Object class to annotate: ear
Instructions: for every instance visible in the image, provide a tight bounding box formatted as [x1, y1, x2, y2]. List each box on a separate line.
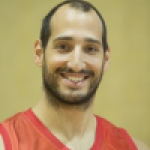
[34, 39, 43, 67]
[103, 46, 110, 71]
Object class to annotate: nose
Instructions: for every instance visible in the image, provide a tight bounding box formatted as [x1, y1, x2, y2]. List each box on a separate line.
[67, 46, 86, 72]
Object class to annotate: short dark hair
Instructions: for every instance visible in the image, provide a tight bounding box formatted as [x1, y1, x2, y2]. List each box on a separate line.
[40, 0, 108, 52]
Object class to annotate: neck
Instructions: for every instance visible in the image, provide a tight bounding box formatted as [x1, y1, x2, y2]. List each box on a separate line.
[32, 94, 96, 141]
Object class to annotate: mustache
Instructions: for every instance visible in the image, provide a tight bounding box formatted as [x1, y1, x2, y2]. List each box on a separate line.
[55, 67, 94, 76]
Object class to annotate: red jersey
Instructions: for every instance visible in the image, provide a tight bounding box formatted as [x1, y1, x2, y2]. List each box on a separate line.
[0, 109, 138, 150]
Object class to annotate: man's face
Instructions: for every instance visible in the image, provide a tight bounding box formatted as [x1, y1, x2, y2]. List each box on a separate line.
[41, 5, 108, 108]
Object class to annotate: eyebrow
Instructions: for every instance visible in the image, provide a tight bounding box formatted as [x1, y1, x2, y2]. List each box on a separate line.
[53, 36, 101, 45]
[85, 37, 101, 45]
[54, 36, 73, 41]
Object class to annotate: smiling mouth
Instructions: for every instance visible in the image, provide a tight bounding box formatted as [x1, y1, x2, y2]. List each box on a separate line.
[60, 73, 90, 83]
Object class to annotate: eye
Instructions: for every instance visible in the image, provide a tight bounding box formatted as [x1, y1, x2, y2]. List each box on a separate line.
[85, 46, 99, 54]
[56, 43, 68, 50]
[55, 43, 71, 53]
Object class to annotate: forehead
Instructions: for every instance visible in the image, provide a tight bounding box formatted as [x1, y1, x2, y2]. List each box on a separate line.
[50, 4, 103, 40]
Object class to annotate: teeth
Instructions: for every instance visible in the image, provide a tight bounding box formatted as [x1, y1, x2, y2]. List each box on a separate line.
[68, 76, 84, 82]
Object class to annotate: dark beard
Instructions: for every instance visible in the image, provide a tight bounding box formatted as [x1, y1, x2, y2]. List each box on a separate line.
[42, 62, 104, 110]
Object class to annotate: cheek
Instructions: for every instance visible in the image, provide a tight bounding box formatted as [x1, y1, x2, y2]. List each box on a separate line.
[87, 57, 104, 74]
[45, 54, 67, 72]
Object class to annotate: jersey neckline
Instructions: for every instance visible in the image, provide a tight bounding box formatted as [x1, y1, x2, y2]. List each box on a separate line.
[24, 108, 103, 150]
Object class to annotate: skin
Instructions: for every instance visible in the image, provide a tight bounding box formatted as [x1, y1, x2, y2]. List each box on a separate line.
[0, 136, 4, 150]
[0, 4, 149, 150]
[33, 4, 110, 149]
[42, 6, 106, 109]
[34, 4, 150, 150]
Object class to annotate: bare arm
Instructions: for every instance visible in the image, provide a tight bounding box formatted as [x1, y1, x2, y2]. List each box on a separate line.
[0, 135, 5, 150]
[133, 138, 150, 150]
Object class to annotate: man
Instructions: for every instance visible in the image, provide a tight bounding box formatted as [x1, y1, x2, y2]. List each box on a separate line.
[0, 0, 149, 149]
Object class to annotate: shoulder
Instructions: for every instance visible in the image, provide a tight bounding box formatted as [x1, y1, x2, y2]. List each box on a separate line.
[0, 135, 5, 150]
[0, 111, 26, 150]
[96, 116, 150, 150]
[132, 137, 150, 150]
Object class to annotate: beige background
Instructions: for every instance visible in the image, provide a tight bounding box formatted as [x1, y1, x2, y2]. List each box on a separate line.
[0, 0, 150, 147]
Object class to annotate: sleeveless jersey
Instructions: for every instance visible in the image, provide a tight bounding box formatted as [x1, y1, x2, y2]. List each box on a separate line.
[0, 109, 138, 150]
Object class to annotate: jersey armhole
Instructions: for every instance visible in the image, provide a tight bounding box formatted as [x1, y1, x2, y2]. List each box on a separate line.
[120, 128, 138, 150]
[0, 124, 12, 150]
